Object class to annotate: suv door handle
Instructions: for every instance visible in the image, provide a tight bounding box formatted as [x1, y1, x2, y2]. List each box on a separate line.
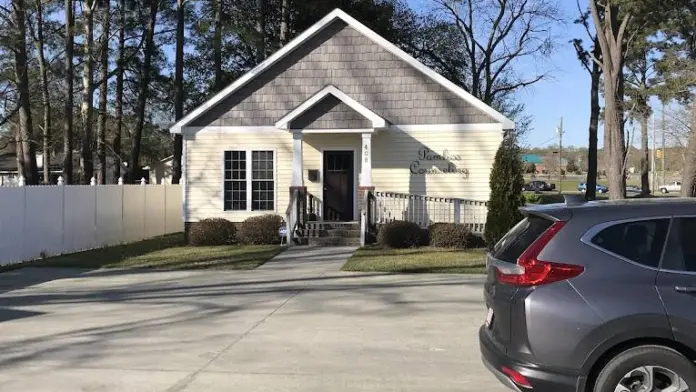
[674, 286, 696, 293]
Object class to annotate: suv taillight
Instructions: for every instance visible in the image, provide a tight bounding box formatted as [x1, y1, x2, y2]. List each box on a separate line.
[496, 221, 584, 287]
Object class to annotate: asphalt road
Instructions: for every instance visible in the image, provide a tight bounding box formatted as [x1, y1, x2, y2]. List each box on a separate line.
[0, 247, 508, 392]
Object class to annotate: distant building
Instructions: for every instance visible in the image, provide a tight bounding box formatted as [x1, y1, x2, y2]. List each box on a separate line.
[522, 154, 543, 164]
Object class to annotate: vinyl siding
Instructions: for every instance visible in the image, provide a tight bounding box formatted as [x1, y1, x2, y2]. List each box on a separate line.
[184, 130, 294, 222]
[184, 129, 501, 222]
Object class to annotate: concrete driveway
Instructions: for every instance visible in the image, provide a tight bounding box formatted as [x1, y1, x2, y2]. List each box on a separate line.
[0, 247, 508, 392]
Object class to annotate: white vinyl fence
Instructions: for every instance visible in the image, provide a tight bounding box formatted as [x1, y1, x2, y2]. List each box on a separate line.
[0, 183, 183, 266]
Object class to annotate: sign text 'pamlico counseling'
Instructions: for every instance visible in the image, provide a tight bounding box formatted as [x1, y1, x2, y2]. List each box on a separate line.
[410, 148, 470, 177]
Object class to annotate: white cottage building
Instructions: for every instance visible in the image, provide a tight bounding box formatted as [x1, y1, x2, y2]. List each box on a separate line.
[170, 9, 513, 244]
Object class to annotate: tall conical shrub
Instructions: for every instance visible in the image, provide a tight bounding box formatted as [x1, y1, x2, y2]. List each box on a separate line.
[484, 135, 525, 248]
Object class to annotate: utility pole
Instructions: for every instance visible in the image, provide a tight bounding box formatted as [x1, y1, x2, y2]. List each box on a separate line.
[662, 101, 666, 185]
[651, 113, 656, 192]
[558, 117, 564, 193]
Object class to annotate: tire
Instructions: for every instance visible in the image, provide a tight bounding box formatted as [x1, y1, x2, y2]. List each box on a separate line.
[661, 188, 669, 194]
[593, 345, 696, 392]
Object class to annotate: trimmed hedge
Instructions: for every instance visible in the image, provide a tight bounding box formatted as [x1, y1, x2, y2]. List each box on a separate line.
[429, 223, 471, 248]
[189, 218, 237, 246]
[377, 220, 424, 249]
[239, 214, 284, 245]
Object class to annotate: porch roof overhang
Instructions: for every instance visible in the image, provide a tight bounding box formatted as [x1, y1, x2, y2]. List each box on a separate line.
[274, 85, 388, 131]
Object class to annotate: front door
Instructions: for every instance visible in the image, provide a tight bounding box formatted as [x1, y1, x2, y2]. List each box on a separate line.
[323, 151, 354, 221]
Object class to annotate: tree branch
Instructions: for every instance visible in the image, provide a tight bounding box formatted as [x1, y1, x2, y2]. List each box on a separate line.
[0, 105, 19, 128]
[589, 0, 611, 73]
[491, 74, 546, 97]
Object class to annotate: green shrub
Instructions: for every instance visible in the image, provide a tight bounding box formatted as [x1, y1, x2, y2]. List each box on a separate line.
[377, 220, 424, 248]
[523, 193, 565, 205]
[429, 223, 471, 248]
[523, 192, 543, 205]
[484, 136, 525, 248]
[189, 218, 237, 246]
[239, 214, 284, 245]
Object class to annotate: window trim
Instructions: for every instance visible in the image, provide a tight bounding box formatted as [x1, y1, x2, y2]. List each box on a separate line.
[658, 215, 696, 276]
[579, 216, 674, 272]
[222, 149, 277, 213]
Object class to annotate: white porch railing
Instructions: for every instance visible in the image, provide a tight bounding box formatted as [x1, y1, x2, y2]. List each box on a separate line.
[372, 191, 489, 233]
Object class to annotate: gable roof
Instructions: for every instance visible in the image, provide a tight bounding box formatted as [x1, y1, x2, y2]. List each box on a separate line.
[275, 85, 387, 130]
[169, 8, 515, 134]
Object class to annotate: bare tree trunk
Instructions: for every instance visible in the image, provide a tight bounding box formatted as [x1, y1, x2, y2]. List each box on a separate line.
[172, 0, 184, 184]
[63, 0, 74, 184]
[12, 0, 39, 185]
[33, 0, 52, 184]
[127, 0, 159, 183]
[113, 0, 125, 181]
[280, 0, 289, 45]
[81, 0, 95, 184]
[15, 125, 24, 179]
[590, 2, 627, 199]
[586, 53, 600, 201]
[97, 0, 110, 184]
[213, 0, 223, 92]
[640, 114, 650, 195]
[681, 97, 696, 197]
[256, 0, 265, 64]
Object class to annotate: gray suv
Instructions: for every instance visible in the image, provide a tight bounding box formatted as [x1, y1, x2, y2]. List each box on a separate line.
[480, 197, 696, 392]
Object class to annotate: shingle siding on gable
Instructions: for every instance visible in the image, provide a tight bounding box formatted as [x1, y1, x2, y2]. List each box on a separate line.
[289, 96, 372, 129]
[191, 21, 496, 128]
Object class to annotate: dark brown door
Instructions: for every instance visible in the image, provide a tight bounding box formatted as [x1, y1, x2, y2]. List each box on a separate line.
[323, 151, 354, 221]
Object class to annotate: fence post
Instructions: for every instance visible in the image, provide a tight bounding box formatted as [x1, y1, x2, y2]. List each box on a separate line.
[18, 175, 25, 187]
[453, 200, 461, 224]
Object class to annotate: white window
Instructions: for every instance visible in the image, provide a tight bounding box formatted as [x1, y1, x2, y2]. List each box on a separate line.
[224, 150, 275, 211]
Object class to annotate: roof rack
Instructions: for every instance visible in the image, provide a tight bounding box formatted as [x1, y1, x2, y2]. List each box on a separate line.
[563, 194, 587, 206]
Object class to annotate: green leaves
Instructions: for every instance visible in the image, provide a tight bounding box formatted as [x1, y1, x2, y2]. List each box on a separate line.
[484, 136, 525, 248]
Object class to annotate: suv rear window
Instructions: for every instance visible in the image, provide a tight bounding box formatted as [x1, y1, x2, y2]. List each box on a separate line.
[492, 215, 553, 263]
[590, 219, 670, 268]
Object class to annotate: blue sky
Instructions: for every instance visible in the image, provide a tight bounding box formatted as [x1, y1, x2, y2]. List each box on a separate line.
[408, 0, 595, 149]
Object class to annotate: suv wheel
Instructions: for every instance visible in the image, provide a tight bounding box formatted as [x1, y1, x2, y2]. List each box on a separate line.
[661, 188, 669, 194]
[594, 345, 696, 392]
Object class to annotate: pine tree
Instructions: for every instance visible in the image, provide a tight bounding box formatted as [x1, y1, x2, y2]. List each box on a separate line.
[484, 135, 525, 248]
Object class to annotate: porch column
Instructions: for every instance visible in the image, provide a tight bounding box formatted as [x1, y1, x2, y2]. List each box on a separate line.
[359, 132, 375, 245]
[360, 132, 373, 187]
[291, 131, 303, 187]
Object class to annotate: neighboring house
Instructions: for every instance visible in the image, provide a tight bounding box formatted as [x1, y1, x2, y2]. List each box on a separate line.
[170, 9, 514, 230]
[0, 152, 64, 185]
[144, 155, 181, 185]
[0, 151, 132, 185]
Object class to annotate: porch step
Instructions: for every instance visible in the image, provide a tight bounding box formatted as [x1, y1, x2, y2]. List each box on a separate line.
[308, 236, 362, 247]
[297, 221, 361, 247]
[305, 221, 360, 230]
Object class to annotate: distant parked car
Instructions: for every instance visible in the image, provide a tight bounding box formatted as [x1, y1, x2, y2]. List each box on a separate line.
[659, 181, 682, 194]
[578, 181, 608, 194]
[523, 180, 555, 192]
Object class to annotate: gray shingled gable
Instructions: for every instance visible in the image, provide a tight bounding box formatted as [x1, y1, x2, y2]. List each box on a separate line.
[191, 20, 496, 128]
[289, 95, 373, 129]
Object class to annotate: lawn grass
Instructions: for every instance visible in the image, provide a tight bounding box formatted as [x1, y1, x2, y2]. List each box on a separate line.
[341, 246, 487, 274]
[0, 233, 284, 272]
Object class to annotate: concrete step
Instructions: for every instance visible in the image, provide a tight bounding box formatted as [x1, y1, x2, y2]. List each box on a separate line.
[326, 229, 361, 238]
[305, 221, 359, 231]
[308, 236, 361, 247]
